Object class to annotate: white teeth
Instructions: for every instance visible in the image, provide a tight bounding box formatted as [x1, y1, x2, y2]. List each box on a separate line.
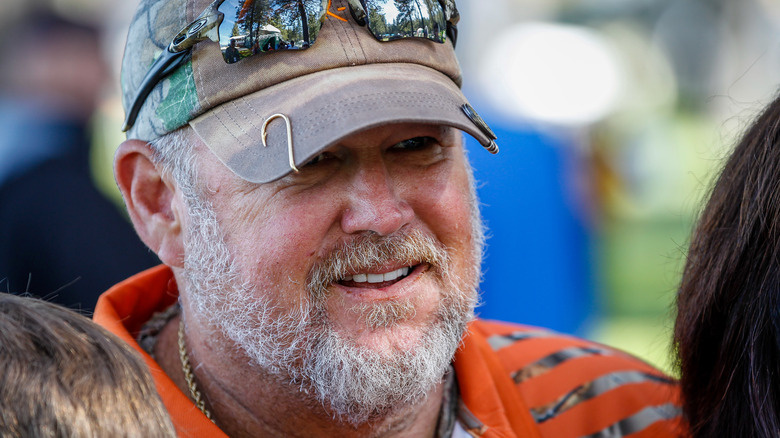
[343, 267, 411, 284]
[385, 267, 409, 281]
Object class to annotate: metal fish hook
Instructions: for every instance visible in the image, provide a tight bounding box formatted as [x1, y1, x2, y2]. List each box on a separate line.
[261, 113, 299, 173]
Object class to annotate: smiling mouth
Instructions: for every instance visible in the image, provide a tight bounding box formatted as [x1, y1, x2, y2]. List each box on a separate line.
[338, 265, 417, 288]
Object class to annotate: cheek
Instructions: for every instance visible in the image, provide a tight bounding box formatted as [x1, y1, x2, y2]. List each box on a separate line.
[220, 193, 341, 288]
[414, 169, 478, 276]
[409, 163, 474, 235]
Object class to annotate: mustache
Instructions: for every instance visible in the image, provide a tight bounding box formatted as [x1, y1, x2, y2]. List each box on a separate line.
[306, 229, 450, 301]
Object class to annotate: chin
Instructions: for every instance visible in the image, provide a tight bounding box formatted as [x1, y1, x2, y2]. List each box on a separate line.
[344, 324, 434, 357]
[326, 296, 443, 352]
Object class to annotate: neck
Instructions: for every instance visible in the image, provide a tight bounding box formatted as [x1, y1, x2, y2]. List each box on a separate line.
[155, 315, 446, 438]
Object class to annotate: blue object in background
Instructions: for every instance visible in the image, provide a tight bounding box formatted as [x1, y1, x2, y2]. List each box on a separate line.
[464, 109, 597, 336]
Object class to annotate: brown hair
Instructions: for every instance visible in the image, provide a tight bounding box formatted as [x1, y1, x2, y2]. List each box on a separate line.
[0, 293, 176, 437]
[675, 94, 780, 437]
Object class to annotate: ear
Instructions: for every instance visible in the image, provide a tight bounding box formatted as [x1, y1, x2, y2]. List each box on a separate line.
[114, 139, 185, 268]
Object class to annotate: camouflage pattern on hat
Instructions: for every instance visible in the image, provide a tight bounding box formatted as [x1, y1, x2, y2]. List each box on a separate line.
[121, 0, 202, 141]
[121, 0, 469, 143]
[120, 0, 497, 182]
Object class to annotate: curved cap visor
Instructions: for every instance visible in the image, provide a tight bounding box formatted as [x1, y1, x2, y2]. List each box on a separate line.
[189, 62, 491, 184]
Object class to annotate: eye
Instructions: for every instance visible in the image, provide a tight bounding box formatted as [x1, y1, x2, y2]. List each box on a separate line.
[387, 136, 447, 166]
[391, 136, 436, 151]
[302, 151, 337, 167]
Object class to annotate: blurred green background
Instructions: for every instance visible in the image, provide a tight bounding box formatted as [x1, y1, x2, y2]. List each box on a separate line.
[455, 0, 780, 375]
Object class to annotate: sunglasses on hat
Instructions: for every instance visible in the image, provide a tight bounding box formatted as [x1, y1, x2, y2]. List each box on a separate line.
[123, 0, 459, 132]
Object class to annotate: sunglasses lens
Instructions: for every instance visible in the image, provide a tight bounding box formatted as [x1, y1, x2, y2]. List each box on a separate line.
[363, 0, 446, 43]
[217, 0, 328, 64]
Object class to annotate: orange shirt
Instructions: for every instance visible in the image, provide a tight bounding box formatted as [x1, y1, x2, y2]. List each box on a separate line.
[94, 266, 683, 438]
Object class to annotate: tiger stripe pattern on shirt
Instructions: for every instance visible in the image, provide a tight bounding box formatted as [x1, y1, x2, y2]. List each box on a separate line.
[478, 320, 682, 438]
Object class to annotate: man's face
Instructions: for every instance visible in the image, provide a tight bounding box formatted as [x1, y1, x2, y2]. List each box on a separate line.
[179, 122, 482, 422]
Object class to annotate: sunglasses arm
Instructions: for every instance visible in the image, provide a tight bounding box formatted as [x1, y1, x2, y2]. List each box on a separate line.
[447, 24, 457, 48]
[122, 0, 224, 132]
[122, 48, 190, 132]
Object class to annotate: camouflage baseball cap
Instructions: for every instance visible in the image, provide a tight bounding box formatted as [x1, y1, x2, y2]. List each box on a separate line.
[121, 0, 497, 183]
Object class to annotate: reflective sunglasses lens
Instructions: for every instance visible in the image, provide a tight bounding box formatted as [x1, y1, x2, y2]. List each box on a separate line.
[363, 0, 446, 43]
[217, 0, 328, 64]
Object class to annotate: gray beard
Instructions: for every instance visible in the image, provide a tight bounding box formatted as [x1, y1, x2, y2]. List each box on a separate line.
[181, 193, 479, 425]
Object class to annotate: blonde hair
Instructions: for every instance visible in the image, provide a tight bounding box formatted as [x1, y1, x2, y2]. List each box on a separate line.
[0, 293, 176, 438]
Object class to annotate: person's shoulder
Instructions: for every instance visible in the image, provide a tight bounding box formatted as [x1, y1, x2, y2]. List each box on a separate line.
[468, 319, 684, 437]
[470, 319, 667, 372]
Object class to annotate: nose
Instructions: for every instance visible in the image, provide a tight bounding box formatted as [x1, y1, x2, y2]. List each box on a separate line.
[340, 161, 414, 236]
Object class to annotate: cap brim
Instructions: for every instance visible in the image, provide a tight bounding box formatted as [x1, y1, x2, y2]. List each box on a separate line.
[189, 63, 491, 184]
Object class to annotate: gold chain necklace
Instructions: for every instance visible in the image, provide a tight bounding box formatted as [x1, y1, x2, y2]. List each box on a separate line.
[178, 319, 214, 422]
